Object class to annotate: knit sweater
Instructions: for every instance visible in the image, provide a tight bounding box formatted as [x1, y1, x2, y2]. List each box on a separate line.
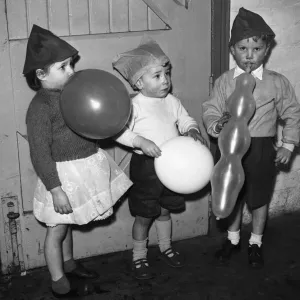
[203, 68, 300, 145]
[115, 93, 199, 154]
[26, 88, 98, 191]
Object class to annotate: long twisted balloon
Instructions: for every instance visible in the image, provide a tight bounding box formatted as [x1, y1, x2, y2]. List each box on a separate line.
[211, 73, 256, 219]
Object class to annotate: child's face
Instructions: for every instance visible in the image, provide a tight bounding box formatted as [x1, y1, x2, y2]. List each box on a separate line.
[136, 64, 171, 98]
[38, 57, 74, 89]
[230, 37, 269, 73]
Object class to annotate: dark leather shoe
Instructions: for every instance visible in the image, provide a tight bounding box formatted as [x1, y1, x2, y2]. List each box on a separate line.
[51, 288, 80, 299]
[248, 244, 264, 269]
[159, 248, 185, 268]
[66, 263, 99, 279]
[132, 258, 154, 280]
[51, 280, 109, 299]
[215, 239, 241, 263]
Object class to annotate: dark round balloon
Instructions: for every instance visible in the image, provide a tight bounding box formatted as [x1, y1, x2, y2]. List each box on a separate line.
[60, 69, 131, 139]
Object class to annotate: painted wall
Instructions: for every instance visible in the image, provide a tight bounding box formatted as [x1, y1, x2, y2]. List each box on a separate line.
[229, 0, 300, 221]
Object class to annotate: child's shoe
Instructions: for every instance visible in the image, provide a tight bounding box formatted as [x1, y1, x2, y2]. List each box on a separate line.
[248, 244, 264, 269]
[159, 248, 185, 268]
[215, 239, 241, 263]
[65, 262, 98, 279]
[132, 258, 154, 280]
[52, 278, 109, 299]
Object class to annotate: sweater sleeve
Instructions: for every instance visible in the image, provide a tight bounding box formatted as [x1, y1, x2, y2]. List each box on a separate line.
[114, 103, 139, 147]
[26, 100, 61, 191]
[202, 75, 228, 138]
[170, 95, 199, 134]
[275, 75, 300, 146]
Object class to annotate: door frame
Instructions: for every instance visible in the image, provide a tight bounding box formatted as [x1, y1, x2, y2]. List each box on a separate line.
[211, 0, 230, 85]
[209, 0, 231, 234]
[209, 0, 230, 159]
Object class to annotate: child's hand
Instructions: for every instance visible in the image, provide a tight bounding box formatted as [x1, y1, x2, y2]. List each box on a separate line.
[215, 112, 231, 133]
[274, 147, 292, 165]
[50, 186, 73, 214]
[139, 137, 162, 158]
[186, 128, 208, 147]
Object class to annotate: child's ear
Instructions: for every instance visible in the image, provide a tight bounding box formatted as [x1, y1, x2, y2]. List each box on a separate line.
[265, 45, 270, 57]
[230, 45, 235, 56]
[36, 69, 47, 80]
[135, 78, 143, 90]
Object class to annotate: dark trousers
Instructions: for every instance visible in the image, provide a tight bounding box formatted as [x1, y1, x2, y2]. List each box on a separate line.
[215, 137, 277, 209]
[128, 153, 185, 218]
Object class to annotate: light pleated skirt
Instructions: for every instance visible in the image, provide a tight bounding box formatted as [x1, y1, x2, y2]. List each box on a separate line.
[33, 149, 133, 226]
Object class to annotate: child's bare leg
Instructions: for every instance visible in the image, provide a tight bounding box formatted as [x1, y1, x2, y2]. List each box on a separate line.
[61, 226, 98, 278]
[249, 204, 268, 247]
[45, 224, 73, 295]
[62, 226, 77, 273]
[251, 204, 268, 236]
[156, 207, 170, 221]
[227, 199, 244, 233]
[45, 224, 69, 280]
[223, 200, 244, 245]
[132, 215, 152, 241]
[62, 225, 73, 262]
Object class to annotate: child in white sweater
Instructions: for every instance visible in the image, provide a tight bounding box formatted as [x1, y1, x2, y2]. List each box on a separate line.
[113, 38, 207, 280]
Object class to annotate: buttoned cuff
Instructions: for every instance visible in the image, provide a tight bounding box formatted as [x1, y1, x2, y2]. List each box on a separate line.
[282, 143, 294, 152]
[276, 140, 295, 152]
[212, 122, 220, 135]
[187, 127, 200, 133]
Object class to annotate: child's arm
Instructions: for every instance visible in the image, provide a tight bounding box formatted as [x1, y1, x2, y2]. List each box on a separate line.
[202, 76, 228, 137]
[26, 101, 62, 190]
[274, 147, 292, 165]
[27, 101, 72, 214]
[274, 75, 300, 164]
[169, 95, 208, 145]
[132, 136, 161, 157]
[185, 128, 208, 146]
[276, 76, 300, 145]
[213, 112, 231, 134]
[50, 186, 73, 214]
[114, 103, 161, 157]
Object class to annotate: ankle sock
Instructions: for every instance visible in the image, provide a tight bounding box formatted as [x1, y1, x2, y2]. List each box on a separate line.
[51, 275, 70, 295]
[133, 238, 148, 263]
[249, 232, 263, 247]
[63, 258, 77, 272]
[227, 230, 240, 245]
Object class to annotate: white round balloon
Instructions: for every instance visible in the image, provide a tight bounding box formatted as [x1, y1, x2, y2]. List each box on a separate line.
[154, 136, 214, 194]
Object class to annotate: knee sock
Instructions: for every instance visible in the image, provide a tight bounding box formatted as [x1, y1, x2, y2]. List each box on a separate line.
[249, 232, 263, 247]
[155, 219, 172, 253]
[133, 238, 148, 262]
[227, 230, 240, 245]
[51, 275, 70, 294]
[63, 258, 77, 272]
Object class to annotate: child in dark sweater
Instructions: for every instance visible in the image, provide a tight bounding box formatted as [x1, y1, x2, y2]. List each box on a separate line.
[24, 24, 132, 298]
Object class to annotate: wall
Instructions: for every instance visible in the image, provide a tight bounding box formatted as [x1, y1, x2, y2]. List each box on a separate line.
[229, 0, 300, 220]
